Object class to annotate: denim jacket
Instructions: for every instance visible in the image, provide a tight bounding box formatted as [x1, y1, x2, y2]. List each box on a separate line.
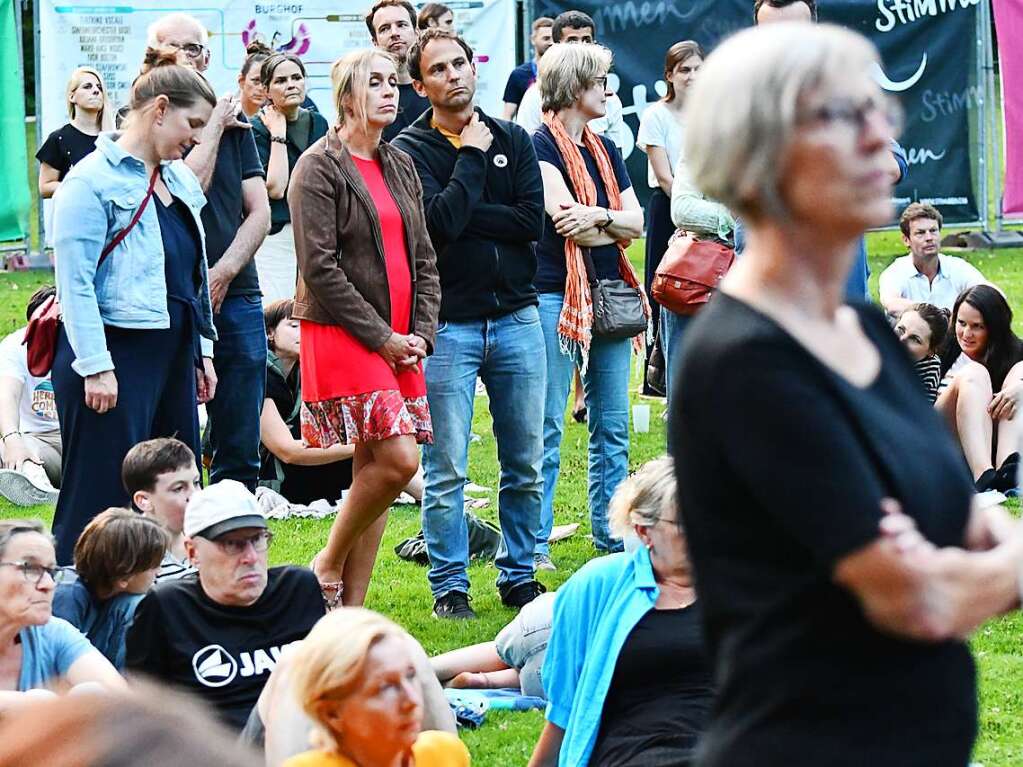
[53, 134, 216, 377]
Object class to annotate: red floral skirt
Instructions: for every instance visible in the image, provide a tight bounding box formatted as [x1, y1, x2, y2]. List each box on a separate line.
[299, 320, 432, 447]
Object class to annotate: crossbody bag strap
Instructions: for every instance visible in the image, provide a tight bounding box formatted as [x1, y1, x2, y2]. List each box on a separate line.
[99, 166, 161, 265]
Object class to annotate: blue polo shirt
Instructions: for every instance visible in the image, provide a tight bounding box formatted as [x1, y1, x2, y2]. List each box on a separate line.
[542, 545, 660, 766]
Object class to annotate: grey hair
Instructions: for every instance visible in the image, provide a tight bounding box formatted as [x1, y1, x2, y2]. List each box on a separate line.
[538, 42, 612, 114]
[683, 22, 879, 222]
[609, 457, 679, 541]
[146, 13, 208, 48]
[0, 519, 51, 559]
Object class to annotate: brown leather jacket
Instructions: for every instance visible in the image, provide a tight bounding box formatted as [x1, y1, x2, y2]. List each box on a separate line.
[288, 128, 440, 352]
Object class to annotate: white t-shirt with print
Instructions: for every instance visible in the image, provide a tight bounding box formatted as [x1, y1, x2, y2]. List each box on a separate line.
[0, 328, 58, 434]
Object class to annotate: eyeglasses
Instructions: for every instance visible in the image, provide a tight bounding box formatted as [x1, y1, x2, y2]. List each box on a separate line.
[0, 561, 68, 586]
[212, 530, 273, 556]
[590, 76, 608, 90]
[799, 95, 904, 138]
[172, 42, 210, 60]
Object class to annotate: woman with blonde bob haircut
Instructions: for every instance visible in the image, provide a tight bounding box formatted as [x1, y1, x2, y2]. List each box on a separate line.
[37, 67, 114, 199]
[288, 48, 440, 609]
[671, 22, 1023, 767]
[283, 608, 469, 767]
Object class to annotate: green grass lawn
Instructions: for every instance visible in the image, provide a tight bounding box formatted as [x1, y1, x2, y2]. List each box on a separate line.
[1, 237, 1022, 764]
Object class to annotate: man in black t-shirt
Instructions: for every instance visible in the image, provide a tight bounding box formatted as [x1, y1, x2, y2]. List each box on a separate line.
[125, 480, 324, 730]
[365, 0, 431, 142]
[149, 14, 271, 491]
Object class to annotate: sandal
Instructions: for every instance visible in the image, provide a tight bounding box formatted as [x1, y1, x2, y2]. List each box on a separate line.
[572, 405, 587, 423]
[319, 580, 344, 611]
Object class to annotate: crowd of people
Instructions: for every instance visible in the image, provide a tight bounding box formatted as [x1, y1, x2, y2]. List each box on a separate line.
[3, 0, 1022, 764]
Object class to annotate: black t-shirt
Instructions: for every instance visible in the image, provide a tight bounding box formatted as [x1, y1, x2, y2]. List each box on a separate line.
[503, 61, 537, 107]
[252, 108, 329, 233]
[199, 118, 265, 297]
[532, 125, 632, 293]
[672, 294, 977, 767]
[382, 83, 430, 143]
[591, 605, 713, 767]
[125, 566, 325, 730]
[36, 123, 98, 180]
[259, 364, 353, 504]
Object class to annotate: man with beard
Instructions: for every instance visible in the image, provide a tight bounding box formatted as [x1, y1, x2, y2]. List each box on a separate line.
[365, 0, 430, 142]
[391, 30, 546, 619]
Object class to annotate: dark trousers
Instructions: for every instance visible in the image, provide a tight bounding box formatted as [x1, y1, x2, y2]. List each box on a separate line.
[52, 322, 199, 564]
[204, 295, 267, 490]
[643, 189, 674, 395]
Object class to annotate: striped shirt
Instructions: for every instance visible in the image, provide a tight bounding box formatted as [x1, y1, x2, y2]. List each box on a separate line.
[915, 354, 942, 403]
[156, 550, 196, 583]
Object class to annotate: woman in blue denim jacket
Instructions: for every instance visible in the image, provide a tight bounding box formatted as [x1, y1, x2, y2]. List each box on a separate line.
[529, 457, 714, 767]
[50, 49, 219, 564]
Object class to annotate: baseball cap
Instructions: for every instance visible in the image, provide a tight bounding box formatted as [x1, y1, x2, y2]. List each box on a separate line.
[184, 480, 268, 540]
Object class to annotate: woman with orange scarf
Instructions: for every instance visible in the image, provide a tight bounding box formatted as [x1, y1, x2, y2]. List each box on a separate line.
[532, 42, 645, 560]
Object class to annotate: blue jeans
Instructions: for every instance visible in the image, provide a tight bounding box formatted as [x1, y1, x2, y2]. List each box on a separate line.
[660, 308, 693, 455]
[205, 295, 267, 489]
[538, 293, 631, 554]
[422, 305, 545, 598]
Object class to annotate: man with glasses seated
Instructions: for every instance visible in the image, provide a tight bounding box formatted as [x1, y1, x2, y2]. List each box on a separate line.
[125, 480, 324, 730]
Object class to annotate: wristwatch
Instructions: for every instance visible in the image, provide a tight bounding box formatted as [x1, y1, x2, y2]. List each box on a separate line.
[596, 208, 613, 231]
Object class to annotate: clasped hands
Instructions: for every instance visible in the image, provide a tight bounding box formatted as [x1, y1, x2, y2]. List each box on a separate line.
[379, 332, 427, 374]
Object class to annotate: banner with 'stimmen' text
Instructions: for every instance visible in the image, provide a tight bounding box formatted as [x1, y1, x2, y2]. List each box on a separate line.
[534, 0, 982, 224]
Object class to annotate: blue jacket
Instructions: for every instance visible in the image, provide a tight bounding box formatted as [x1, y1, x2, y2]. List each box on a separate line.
[542, 545, 661, 766]
[53, 134, 216, 377]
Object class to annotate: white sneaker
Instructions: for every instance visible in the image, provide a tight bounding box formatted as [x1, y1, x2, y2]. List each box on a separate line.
[0, 463, 59, 506]
[533, 553, 557, 572]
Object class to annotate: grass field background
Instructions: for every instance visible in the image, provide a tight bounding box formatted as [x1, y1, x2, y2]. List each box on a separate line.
[0, 233, 1021, 764]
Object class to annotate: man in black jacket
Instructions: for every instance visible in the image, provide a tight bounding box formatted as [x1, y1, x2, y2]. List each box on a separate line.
[391, 30, 546, 619]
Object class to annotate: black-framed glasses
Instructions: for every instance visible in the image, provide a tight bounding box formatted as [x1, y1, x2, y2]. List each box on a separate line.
[591, 75, 608, 90]
[799, 94, 904, 138]
[0, 561, 68, 586]
[213, 530, 273, 556]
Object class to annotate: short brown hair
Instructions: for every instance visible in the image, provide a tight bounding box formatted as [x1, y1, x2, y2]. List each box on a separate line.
[417, 2, 451, 30]
[408, 28, 474, 82]
[122, 438, 196, 495]
[899, 202, 943, 238]
[753, 0, 817, 22]
[264, 298, 295, 351]
[365, 0, 416, 40]
[532, 16, 553, 32]
[74, 508, 168, 594]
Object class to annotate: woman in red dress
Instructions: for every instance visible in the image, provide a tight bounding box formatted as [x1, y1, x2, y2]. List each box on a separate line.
[288, 48, 440, 607]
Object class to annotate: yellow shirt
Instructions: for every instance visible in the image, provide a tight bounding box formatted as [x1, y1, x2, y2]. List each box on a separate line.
[283, 731, 470, 767]
[430, 118, 462, 149]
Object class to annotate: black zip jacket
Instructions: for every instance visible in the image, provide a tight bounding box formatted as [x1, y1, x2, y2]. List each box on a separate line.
[391, 107, 544, 321]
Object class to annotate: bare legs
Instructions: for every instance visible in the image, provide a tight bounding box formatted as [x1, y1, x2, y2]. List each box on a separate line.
[571, 368, 586, 422]
[313, 434, 420, 606]
[935, 360, 1023, 480]
[430, 641, 519, 690]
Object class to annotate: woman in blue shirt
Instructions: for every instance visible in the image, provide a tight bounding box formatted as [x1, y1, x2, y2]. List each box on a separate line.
[529, 457, 713, 767]
[0, 519, 125, 714]
[50, 48, 219, 564]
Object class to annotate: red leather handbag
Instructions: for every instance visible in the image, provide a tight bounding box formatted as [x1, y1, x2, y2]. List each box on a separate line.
[652, 229, 735, 316]
[25, 168, 160, 377]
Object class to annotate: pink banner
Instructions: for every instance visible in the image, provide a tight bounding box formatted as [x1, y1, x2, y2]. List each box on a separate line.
[994, 0, 1023, 215]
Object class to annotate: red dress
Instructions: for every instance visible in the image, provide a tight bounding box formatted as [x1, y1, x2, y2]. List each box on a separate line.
[299, 155, 431, 447]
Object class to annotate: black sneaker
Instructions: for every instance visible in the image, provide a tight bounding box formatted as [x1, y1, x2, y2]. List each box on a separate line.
[499, 579, 547, 609]
[433, 590, 477, 620]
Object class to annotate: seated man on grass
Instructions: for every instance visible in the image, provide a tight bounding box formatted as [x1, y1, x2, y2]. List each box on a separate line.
[122, 438, 201, 582]
[879, 202, 986, 317]
[125, 480, 325, 730]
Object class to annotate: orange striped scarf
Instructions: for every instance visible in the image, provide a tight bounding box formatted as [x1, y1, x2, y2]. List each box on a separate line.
[542, 112, 648, 368]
